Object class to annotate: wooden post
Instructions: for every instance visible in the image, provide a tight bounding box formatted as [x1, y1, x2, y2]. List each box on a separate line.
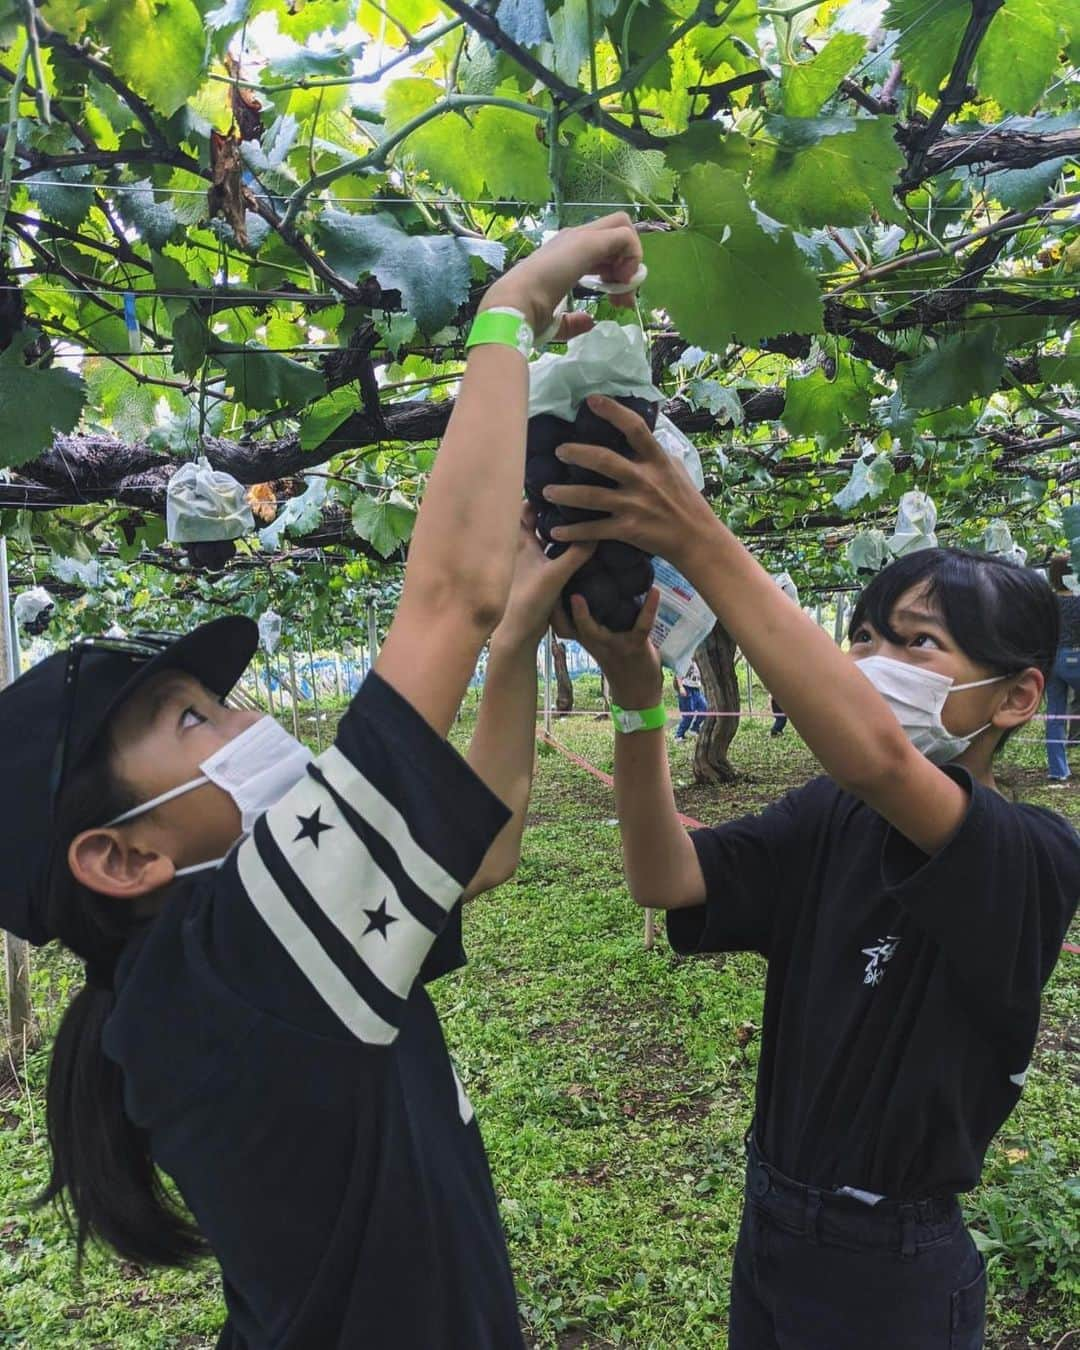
[367, 601, 379, 665]
[264, 650, 275, 715]
[0, 538, 31, 1051]
[287, 648, 302, 742]
[543, 627, 553, 734]
[307, 632, 322, 753]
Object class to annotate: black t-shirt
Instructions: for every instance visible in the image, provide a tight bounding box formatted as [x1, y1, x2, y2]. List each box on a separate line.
[103, 673, 521, 1350]
[1058, 594, 1080, 649]
[667, 767, 1080, 1199]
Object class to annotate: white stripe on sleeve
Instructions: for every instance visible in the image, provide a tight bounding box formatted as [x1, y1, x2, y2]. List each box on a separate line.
[236, 834, 397, 1045]
[315, 745, 463, 912]
[261, 775, 442, 1001]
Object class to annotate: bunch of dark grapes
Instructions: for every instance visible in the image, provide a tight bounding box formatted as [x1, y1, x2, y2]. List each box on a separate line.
[23, 604, 54, 637]
[525, 396, 658, 631]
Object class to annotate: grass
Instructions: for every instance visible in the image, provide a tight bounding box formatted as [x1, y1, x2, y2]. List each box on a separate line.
[1, 685, 1077, 1348]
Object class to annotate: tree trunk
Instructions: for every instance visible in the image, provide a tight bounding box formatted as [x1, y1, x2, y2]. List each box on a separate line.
[552, 638, 574, 713]
[693, 619, 740, 784]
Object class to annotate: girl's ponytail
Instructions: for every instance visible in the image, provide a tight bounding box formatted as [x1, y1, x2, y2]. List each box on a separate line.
[36, 740, 207, 1269]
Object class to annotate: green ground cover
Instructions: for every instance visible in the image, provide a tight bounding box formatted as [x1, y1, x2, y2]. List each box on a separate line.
[1, 692, 1077, 1348]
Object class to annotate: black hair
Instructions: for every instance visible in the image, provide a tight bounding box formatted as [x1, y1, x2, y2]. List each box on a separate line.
[37, 735, 208, 1270]
[1048, 554, 1071, 591]
[849, 548, 1059, 749]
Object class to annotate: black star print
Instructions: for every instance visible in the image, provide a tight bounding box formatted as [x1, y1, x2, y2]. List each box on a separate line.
[363, 899, 398, 940]
[294, 807, 333, 847]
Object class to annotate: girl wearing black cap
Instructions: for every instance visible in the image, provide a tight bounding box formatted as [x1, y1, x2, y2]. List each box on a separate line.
[0, 216, 643, 1348]
[543, 398, 1080, 1350]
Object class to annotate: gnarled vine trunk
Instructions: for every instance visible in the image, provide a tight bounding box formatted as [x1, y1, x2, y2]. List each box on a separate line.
[693, 620, 740, 784]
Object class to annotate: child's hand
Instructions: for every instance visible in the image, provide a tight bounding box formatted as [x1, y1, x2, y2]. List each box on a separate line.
[570, 587, 664, 710]
[542, 396, 719, 572]
[482, 213, 643, 340]
[492, 507, 595, 651]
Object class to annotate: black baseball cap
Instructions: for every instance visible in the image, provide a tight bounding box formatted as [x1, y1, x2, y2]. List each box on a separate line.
[0, 616, 258, 945]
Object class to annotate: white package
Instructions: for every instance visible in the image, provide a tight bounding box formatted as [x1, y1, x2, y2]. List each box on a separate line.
[14, 586, 54, 627]
[258, 608, 282, 655]
[649, 557, 715, 677]
[167, 456, 254, 544]
[528, 321, 662, 421]
[887, 491, 938, 556]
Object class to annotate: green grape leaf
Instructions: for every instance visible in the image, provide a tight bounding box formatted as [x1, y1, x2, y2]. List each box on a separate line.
[898, 328, 1006, 410]
[384, 79, 484, 199]
[495, 0, 551, 46]
[116, 181, 182, 249]
[40, 0, 91, 38]
[609, 0, 677, 90]
[0, 341, 87, 468]
[641, 164, 823, 348]
[25, 165, 94, 228]
[471, 104, 549, 204]
[298, 386, 363, 451]
[782, 355, 877, 449]
[267, 36, 364, 79]
[661, 125, 749, 176]
[751, 117, 904, 228]
[216, 346, 327, 410]
[84, 357, 157, 441]
[561, 126, 675, 224]
[204, 0, 249, 33]
[882, 0, 968, 95]
[1040, 333, 1080, 386]
[976, 0, 1066, 112]
[97, 0, 206, 117]
[171, 307, 209, 376]
[317, 210, 505, 334]
[990, 157, 1070, 210]
[782, 33, 867, 117]
[351, 492, 417, 558]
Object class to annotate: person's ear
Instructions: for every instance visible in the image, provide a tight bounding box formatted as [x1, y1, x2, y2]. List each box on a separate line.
[993, 668, 1044, 729]
[68, 828, 175, 900]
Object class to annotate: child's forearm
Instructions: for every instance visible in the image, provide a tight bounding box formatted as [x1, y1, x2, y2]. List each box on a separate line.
[462, 637, 540, 898]
[614, 726, 705, 909]
[680, 519, 909, 791]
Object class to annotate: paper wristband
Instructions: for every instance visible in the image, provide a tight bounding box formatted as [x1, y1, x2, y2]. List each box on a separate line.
[465, 307, 533, 357]
[610, 701, 667, 734]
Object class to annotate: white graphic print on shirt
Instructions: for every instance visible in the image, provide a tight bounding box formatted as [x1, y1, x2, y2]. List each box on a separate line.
[861, 935, 901, 987]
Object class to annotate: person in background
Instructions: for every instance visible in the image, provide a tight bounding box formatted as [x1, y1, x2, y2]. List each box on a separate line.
[674, 659, 707, 740]
[769, 694, 788, 738]
[1045, 553, 1080, 784]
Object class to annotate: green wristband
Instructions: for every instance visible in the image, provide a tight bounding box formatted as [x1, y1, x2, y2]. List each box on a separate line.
[610, 702, 668, 734]
[465, 307, 533, 357]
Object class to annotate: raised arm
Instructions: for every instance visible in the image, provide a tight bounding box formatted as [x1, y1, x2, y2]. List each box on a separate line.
[463, 511, 593, 898]
[545, 398, 976, 855]
[571, 591, 706, 910]
[375, 218, 642, 738]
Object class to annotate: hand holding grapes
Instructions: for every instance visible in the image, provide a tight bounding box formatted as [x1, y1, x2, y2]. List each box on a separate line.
[481, 213, 643, 340]
[570, 586, 664, 710]
[543, 396, 720, 573]
[492, 506, 595, 651]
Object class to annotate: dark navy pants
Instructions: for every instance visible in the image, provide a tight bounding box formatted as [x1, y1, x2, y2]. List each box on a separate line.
[730, 1138, 987, 1349]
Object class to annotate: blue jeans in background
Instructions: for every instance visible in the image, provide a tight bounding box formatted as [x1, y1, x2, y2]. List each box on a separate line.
[676, 688, 707, 738]
[1046, 646, 1080, 780]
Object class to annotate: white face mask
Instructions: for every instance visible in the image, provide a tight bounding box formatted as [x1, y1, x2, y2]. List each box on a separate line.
[107, 716, 314, 875]
[855, 655, 1007, 765]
